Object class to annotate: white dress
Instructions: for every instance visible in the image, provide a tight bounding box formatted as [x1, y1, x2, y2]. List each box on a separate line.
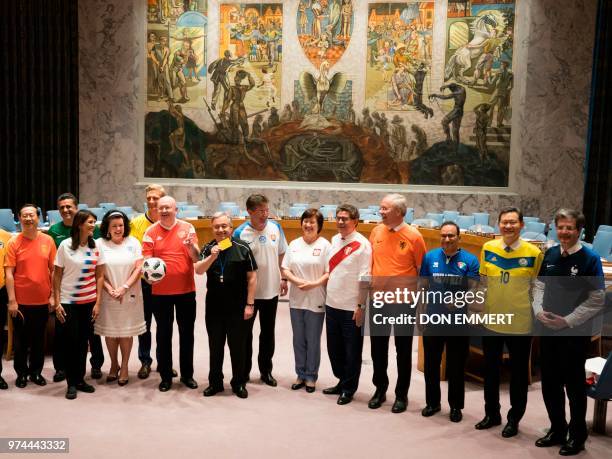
[94, 237, 146, 337]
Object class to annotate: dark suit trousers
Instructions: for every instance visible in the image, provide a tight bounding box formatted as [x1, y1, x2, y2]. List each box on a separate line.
[244, 296, 278, 377]
[325, 306, 363, 395]
[12, 304, 48, 376]
[153, 292, 196, 381]
[482, 334, 532, 422]
[370, 334, 414, 400]
[0, 287, 7, 374]
[54, 314, 104, 371]
[63, 302, 95, 386]
[541, 336, 589, 442]
[206, 311, 247, 388]
[423, 335, 469, 409]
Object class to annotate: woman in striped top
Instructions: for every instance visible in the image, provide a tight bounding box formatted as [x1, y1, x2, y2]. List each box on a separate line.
[53, 210, 106, 400]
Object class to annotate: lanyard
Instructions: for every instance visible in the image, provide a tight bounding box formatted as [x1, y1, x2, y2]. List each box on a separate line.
[217, 251, 228, 283]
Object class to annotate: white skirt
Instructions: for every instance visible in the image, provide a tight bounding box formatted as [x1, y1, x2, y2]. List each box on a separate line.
[94, 288, 146, 338]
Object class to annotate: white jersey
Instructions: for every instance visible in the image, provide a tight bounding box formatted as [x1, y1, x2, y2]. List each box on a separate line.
[326, 231, 371, 312]
[235, 220, 287, 299]
[55, 239, 106, 305]
[281, 236, 331, 313]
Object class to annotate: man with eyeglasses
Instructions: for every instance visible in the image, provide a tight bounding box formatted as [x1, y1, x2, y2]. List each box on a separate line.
[235, 194, 288, 386]
[475, 206, 543, 438]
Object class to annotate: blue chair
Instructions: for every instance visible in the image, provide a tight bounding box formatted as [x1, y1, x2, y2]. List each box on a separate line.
[588, 352, 612, 434]
[179, 210, 204, 219]
[424, 213, 443, 225]
[181, 205, 201, 211]
[523, 216, 540, 223]
[0, 209, 17, 232]
[456, 215, 475, 229]
[547, 222, 559, 242]
[442, 211, 459, 223]
[320, 205, 337, 219]
[219, 201, 237, 207]
[404, 208, 414, 224]
[468, 224, 496, 234]
[98, 202, 116, 211]
[472, 212, 490, 226]
[596, 225, 612, 233]
[591, 230, 612, 261]
[411, 218, 438, 228]
[523, 221, 546, 234]
[218, 205, 240, 217]
[289, 206, 306, 218]
[89, 207, 106, 222]
[521, 231, 547, 242]
[368, 205, 380, 212]
[77, 203, 89, 210]
[47, 210, 62, 225]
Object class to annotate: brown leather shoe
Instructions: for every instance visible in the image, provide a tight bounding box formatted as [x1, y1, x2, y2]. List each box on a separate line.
[137, 364, 151, 380]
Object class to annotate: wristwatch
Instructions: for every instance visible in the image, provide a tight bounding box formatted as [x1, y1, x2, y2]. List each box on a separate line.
[357, 303, 366, 310]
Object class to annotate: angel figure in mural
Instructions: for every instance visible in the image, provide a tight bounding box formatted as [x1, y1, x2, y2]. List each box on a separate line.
[444, 14, 505, 83]
[429, 83, 466, 147]
[298, 60, 347, 117]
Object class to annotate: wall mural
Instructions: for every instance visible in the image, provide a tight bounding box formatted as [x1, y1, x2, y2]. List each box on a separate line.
[144, 0, 515, 187]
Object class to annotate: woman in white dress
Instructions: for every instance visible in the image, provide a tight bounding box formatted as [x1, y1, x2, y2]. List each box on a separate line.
[281, 209, 330, 392]
[95, 211, 146, 386]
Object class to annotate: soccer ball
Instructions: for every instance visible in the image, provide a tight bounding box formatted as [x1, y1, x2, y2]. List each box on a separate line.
[142, 257, 166, 283]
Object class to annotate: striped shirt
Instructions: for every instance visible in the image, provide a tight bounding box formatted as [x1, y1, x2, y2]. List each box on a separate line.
[55, 239, 106, 304]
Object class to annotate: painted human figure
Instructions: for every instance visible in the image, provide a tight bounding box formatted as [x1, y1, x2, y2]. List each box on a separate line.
[208, 50, 245, 111]
[473, 103, 492, 162]
[429, 83, 466, 146]
[340, 0, 352, 38]
[223, 70, 256, 144]
[168, 102, 189, 164]
[414, 62, 434, 118]
[489, 61, 513, 127]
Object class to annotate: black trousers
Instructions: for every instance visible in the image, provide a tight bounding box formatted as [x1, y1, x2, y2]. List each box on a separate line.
[153, 292, 196, 382]
[205, 311, 247, 388]
[244, 296, 278, 378]
[12, 304, 48, 377]
[482, 333, 532, 422]
[63, 302, 95, 386]
[326, 306, 363, 395]
[138, 279, 168, 366]
[54, 314, 104, 372]
[370, 335, 413, 399]
[541, 336, 589, 442]
[423, 335, 469, 409]
[0, 287, 7, 374]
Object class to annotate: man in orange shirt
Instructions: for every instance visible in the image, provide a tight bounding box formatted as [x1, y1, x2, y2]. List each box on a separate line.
[142, 196, 200, 392]
[368, 194, 426, 413]
[0, 227, 12, 390]
[4, 204, 56, 388]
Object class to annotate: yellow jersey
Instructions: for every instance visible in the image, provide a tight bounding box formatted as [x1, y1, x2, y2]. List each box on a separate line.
[479, 238, 543, 334]
[130, 212, 154, 244]
[0, 228, 12, 288]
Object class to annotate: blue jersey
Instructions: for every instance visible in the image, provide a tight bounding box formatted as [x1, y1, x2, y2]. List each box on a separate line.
[420, 248, 480, 314]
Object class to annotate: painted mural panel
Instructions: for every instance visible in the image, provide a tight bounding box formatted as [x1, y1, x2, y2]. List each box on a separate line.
[146, 2, 207, 109]
[297, 0, 354, 69]
[217, 3, 283, 114]
[365, 2, 435, 113]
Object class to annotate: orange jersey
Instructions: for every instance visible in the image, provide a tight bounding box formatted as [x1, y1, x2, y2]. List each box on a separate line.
[369, 224, 426, 276]
[4, 232, 56, 305]
[0, 229, 12, 288]
[142, 220, 198, 295]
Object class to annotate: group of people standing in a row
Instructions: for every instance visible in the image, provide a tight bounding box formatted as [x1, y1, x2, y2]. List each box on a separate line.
[0, 186, 605, 457]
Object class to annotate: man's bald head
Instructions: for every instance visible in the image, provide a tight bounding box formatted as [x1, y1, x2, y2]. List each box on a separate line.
[158, 196, 178, 226]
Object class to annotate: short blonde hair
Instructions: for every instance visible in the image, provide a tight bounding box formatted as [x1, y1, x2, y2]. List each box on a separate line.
[145, 184, 166, 196]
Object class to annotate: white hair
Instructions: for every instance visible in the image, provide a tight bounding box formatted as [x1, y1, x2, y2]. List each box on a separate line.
[211, 211, 232, 226]
[384, 193, 407, 216]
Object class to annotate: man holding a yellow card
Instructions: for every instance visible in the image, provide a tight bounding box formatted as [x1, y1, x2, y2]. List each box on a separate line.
[196, 212, 258, 399]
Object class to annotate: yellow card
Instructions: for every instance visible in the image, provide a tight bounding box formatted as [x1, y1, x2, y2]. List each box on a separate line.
[218, 238, 233, 251]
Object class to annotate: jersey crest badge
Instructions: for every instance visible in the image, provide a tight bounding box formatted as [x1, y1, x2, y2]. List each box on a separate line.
[457, 261, 466, 270]
[570, 266, 578, 276]
[519, 258, 528, 267]
[259, 235, 267, 243]
[399, 241, 406, 250]
[313, 248, 321, 256]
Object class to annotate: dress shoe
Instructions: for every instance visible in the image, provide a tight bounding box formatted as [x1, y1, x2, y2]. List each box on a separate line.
[421, 405, 441, 417]
[203, 386, 224, 397]
[368, 389, 387, 409]
[137, 364, 151, 380]
[29, 374, 47, 386]
[535, 431, 567, 448]
[323, 384, 341, 395]
[558, 439, 585, 456]
[450, 408, 463, 423]
[90, 368, 102, 380]
[501, 421, 519, 438]
[15, 375, 28, 388]
[106, 367, 120, 383]
[305, 382, 316, 393]
[0, 375, 8, 390]
[337, 392, 353, 405]
[65, 386, 77, 400]
[233, 385, 248, 399]
[291, 380, 305, 390]
[118, 378, 129, 387]
[76, 382, 95, 393]
[391, 398, 407, 413]
[261, 373, 277, 387]
[475, 415, 502, 430]
[53, 370, 66, 383]
[180, 377, 198, 389]
[159, 380, 172, 392]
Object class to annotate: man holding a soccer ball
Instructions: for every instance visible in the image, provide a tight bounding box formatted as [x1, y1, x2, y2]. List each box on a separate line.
[142, 196, 201, 392]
